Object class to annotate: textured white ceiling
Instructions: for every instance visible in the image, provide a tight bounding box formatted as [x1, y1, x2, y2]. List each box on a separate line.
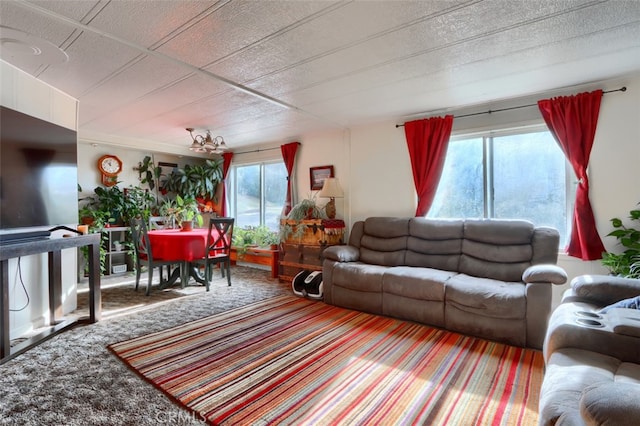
[1, 0, 639, 155]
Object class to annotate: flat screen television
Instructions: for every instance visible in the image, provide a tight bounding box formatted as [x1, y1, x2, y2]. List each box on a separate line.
[0, 106, 78, 235]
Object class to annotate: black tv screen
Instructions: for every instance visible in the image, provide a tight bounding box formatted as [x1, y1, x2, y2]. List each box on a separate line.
[0, 106, 78, 230]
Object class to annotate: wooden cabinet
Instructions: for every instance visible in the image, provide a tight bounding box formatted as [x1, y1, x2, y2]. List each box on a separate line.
[278, 219, 346, 283]
[102, 226, 132, 275]
[278, 242, 340, 283]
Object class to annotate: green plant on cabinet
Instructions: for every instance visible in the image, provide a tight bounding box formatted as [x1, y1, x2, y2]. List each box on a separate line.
[80, 185, 155, 227]
[279, 196, 327, 243]
[78, 184, 154, 275]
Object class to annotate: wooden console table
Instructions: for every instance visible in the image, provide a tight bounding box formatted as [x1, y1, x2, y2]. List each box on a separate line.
[0, 233, 101, 364]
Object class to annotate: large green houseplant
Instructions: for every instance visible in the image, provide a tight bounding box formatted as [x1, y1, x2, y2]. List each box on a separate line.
[601, 203, 640, 278]
[161, 159, 223, 201]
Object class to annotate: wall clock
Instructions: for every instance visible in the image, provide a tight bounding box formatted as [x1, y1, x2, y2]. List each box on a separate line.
[98, 154, 122, 176]
[98, 154, 122, 187]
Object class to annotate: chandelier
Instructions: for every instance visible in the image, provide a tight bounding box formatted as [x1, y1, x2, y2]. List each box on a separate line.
[186, 127, 229, 154]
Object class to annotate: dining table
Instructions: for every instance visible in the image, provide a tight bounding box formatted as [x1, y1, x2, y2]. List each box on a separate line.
[147, 228, 222, 287]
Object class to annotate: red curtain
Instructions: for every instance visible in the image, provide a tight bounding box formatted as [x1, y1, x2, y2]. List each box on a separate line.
[404, 115, 454, 217]
[281, 142, 300, 216]
[538, 90, 605, 260]
[220, 152, 233, 217]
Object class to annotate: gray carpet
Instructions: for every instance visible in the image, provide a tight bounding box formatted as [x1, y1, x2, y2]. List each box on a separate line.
[0, 266, 291, 425]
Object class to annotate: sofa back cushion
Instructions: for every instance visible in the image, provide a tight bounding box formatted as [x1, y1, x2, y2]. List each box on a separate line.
[406, 218, 463, 272]
[349, 217, 560, 280]
[359, 217, 409, 266]
[459, 219, 535, 282]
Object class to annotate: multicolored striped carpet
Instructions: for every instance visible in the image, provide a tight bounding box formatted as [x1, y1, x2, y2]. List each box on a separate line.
[108, 295, 543, 425]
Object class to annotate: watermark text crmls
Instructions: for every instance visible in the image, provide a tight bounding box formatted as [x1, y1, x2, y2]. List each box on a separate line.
[154, 410, 207, 424]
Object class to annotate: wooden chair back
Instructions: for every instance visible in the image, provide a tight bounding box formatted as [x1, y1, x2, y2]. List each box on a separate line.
[205, 217, 235, 258]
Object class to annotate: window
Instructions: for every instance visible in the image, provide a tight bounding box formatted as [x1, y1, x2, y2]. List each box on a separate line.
[428, 126, 575, 247]
[228, 161, 287, 231]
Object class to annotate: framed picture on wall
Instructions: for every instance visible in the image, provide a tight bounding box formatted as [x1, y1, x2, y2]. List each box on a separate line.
[310, 165, 334, 190]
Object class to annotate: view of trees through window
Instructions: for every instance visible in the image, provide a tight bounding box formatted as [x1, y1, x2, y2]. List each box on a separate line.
[229, 161, 287, 230]
[428, 129, 574, 247]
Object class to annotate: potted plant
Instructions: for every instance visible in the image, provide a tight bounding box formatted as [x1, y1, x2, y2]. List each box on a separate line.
[232, 227, 256, 254]
[137, 155, 163, 213]
[122, 186, 156, 224]
[161, 159, 223, 202]
[601, 202, 640, 277]
[280, 196, 328, 244]
[160, 195, 203, 231]
[254, 225, 280, 249]
[233, 225, 280, 253]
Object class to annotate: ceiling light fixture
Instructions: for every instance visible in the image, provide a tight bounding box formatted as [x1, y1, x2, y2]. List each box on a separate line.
[186, 127, 228, 154]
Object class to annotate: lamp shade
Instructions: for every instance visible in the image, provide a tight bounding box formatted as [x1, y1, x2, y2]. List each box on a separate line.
[318, 177, 344, 199]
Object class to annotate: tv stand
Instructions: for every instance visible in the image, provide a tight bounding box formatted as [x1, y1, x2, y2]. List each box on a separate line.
[0, 233, 101, 364]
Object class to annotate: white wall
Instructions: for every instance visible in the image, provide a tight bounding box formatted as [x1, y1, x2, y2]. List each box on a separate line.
[1, 61, 79, 338]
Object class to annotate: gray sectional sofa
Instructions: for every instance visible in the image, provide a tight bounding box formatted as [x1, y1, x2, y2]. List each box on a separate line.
[539, 275, 640, 425]
[322, 217, 567, 348]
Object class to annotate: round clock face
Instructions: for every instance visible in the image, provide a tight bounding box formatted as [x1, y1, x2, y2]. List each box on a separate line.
[98, 155, 122, 176]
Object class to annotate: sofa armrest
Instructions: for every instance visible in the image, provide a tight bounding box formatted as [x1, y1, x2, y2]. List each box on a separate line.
[323, 245, 360, 262]
[572, 275, 640, 305]
[543, 302, 640, 363]
[522, 264, 567, 284]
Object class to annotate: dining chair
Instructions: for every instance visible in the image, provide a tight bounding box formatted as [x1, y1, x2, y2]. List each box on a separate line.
[195, 217, 235, 291]
[130, 217, 179, 296]
[148, 216, 167, 230]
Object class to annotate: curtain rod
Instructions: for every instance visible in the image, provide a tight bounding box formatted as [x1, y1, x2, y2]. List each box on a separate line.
[233, 146, 281, 155]
[395, 86, 627, 128]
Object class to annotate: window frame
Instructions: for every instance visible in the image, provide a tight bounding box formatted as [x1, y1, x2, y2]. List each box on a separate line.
[431, 123, 575, 247]
[227, 159, 286, 231]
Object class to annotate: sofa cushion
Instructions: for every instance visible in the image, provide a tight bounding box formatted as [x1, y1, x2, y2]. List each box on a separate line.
[580, 382, 640, 426]
[406, 218, 462, 271]
[359, 217, 409, 266]
[539, 347, 640, 426]
[330, 262, 387, 293]
[539, 348, 623, 426]
[445, 273, 526, 319]
[459, 219, 534, 282]
[382, 266, 452, 301]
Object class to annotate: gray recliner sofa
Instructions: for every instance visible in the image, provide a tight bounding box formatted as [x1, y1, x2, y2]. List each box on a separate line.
[539, 275, 640, 425]
[322, 217, 567, 348]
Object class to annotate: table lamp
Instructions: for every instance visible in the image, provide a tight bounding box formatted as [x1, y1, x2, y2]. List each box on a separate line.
[318, 177, 344, 219]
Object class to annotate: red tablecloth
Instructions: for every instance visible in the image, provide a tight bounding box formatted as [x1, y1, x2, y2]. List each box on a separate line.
[148, 229, 214, 262]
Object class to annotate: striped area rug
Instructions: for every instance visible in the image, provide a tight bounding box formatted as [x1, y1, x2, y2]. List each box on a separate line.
[108, 295, 543, 425]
